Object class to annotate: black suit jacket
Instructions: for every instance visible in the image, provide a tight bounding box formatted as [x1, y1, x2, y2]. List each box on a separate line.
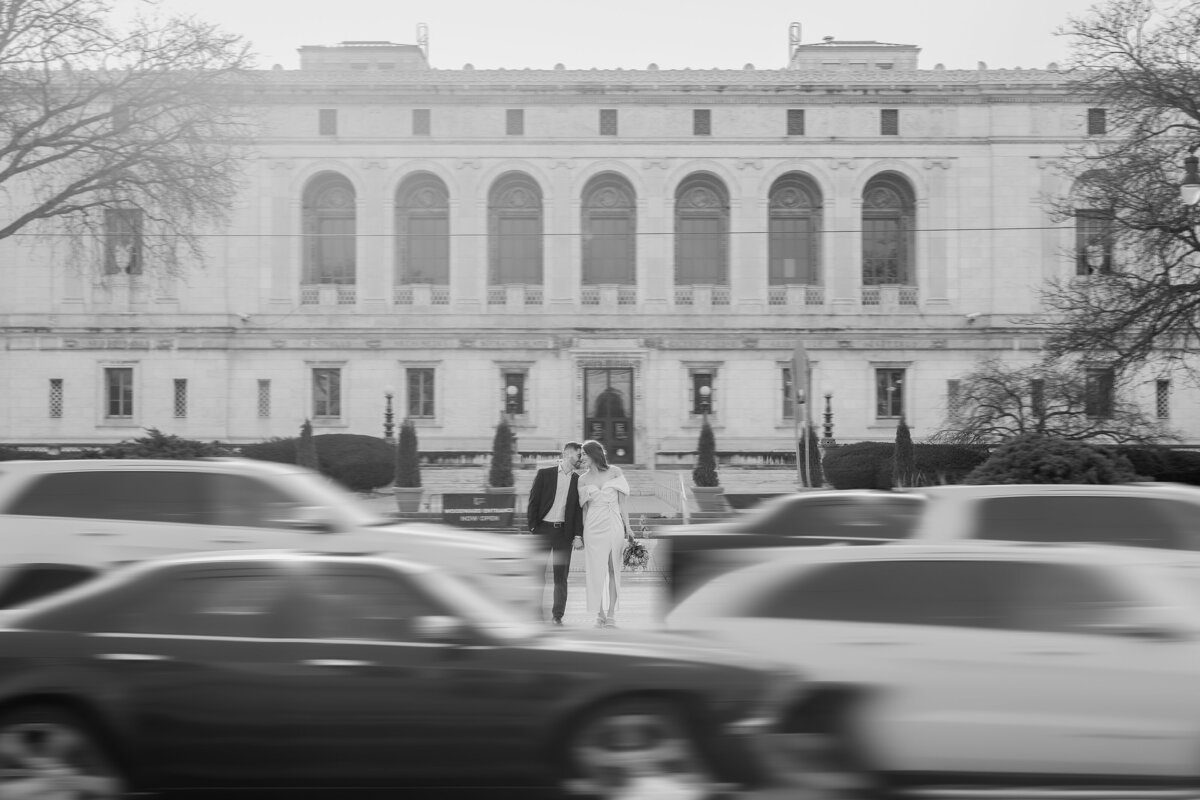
[526, 465, 582, 547]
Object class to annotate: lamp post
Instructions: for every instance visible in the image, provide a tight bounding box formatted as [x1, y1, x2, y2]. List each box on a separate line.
[698, 383, 712, 417]
[1181, 155, 1200, 206]
[821, 388, 836, 447]
[383, 387, 395, 442]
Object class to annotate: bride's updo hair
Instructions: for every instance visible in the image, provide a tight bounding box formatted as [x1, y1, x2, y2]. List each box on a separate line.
[581, 440, 610, 471]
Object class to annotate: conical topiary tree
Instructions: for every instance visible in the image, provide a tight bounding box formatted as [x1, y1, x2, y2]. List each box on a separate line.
[488, 418, 516, 488]
[692, 420, 720, 487]
[296, 419, 319, 470]
[801, 423, 824, 488]
[893, 416, 916, 488]
[394, 418, 421, 488]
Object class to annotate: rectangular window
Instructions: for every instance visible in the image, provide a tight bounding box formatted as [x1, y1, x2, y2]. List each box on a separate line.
[173, 379, 187, 419]
[1087, 108, 1107, 135]
[104, 208, 143, 275]
[506, 109, 524, 135]
[693, 109, 711, 136]
[105, 368, 134, 418]
[312, 368, 341, 418]
[946, 379, 961, 415]
[787, 109, 806, 136]
[881, 109, 899, 135]
[49, 379, 63, 419]
[782, 368, 794, 419]
[412, 108, 431, 135]
[768, 216, 817, 284]
[1156, 379, 1170, 419]
[257, 379, 271, 418]
[407, 368, 435, 418]
[406, 215, 449, 283]
[875, 368, 905, 418]
[1085, 367, 1115, 419]
[691, 372, 714, 415]
[600, 108, 618, 136]
[503, 372, 526, 415]
[1075, 210, 1114, 275]
[318, 108, 338, 136]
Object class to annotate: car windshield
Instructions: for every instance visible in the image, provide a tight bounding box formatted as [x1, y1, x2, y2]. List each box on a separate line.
[282, 470, 390, 527]
[417, 568, 539, 643]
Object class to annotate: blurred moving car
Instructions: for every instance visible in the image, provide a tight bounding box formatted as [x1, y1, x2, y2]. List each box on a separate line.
[0, 458, 536, 610]
[909, 483, 1200, 552]
[667, 542, 1200, 796]
[0, 551, 804, 797]
[655, 490, 925, 605]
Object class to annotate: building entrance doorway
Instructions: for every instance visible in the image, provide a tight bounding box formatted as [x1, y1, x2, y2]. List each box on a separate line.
[583, 368, 634, 464]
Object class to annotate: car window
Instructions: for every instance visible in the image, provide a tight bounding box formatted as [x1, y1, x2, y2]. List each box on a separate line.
[747, 560, 1012, 628]
[7, 471, 208, 524]
[997, 562, 1147, 636]
[107, 572, 290, 637]
[301, 571, 443, 642]
[975, 496, 1187, 549]
[205, 474, 308, 528]
[747, 497, 921, 539]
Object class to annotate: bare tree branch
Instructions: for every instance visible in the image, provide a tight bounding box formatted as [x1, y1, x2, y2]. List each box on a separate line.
[0, 0, 255, 276]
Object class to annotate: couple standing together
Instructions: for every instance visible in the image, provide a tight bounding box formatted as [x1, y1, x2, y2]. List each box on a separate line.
[527, 440, 634, 628]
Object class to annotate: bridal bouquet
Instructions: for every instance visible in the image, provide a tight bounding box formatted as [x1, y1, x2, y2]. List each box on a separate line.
[622, 531, 650, 572]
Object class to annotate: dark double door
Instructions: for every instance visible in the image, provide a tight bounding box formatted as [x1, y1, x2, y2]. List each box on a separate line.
[583, 368, 634, 464]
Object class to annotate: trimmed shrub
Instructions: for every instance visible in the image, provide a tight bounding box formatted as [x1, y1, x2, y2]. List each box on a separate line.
[692, 420, 720, 487]
[297, 419, 319, 470]
[488, 420, 516, 488]
[893, 418, 916, 488]
[965, 434, 1139, 485]
[242, 433, 393, 492]
[238, 437, 296, 464]
[1157, 449, 1200, 486]
[0, 447, 57, 461]
[394, 419, 421, 488]
[1105, 445, 1171, 481]
[799, 424, 823, 488]
[913, 444, 990, 485]
[99, 428, 229, 459]
[823, 442, 894, 490]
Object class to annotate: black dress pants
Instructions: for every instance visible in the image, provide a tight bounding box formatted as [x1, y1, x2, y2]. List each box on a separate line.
[535, 521, 573, 620]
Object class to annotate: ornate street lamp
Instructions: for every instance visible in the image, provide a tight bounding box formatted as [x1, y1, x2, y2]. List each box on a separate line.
[383, 387, 395, 442]
[821, 388, 836, 447]
[1181, 155, 1200, 206]
[698, 383, 712, 417]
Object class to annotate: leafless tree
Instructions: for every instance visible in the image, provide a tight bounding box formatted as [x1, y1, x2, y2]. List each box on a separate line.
[932, 358, 1174, 445]
[1041, 0, 1200, 376]
[0, 0, 254, 276]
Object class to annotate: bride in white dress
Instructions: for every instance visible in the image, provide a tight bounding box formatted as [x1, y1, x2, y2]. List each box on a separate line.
[575, 440, 633, 628]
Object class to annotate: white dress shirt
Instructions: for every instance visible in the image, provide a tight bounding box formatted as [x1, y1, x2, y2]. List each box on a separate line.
[543, 462, 575, 523]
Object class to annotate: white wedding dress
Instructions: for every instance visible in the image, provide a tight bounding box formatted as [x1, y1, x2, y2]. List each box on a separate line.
[578, 472, 630, 624]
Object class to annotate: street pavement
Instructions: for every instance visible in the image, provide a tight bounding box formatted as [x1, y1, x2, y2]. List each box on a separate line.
[536, 560, 670, 629]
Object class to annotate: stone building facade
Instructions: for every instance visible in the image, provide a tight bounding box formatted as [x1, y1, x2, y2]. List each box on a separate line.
[0, 38, 1181, 463]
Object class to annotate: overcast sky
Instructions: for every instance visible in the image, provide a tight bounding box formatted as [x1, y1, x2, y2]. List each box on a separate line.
[121, 0, 1103, 71]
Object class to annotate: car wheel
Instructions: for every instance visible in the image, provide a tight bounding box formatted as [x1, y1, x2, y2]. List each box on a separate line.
[0, 705, 127, 800]
[562, 698, 720, 798]
[771, 693, 893, 800]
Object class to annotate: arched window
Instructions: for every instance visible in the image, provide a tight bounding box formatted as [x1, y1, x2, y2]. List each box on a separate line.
[302, 172, 356, 286]
[861, 173, 915, 285]
[488, 172, 543, 285]
[674, 173, 729, 285]
[395, 173, 449, 285]
[1073, 171, 1114, 276]
[581, 173, 636, 285]
[769, 173, 822, 285]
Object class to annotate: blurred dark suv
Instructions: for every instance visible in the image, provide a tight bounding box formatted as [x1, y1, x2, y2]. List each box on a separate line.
[655, 490, 925, 605]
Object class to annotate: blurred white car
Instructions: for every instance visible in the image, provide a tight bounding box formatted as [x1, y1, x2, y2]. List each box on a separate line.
[667, 542, 1200, 795]
[908, 482, 1200, 552]
[0, 458, 536, 610]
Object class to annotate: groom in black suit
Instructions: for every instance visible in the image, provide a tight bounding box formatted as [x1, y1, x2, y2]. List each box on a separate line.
[526, 441, 583, 624]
